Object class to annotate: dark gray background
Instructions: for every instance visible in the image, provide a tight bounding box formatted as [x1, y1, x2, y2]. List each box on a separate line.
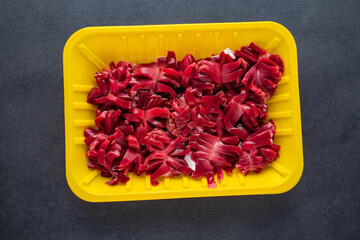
[1, 0, 359, 239]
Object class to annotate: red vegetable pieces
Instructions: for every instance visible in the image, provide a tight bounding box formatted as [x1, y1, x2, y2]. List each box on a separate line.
[84, 43, 283, 188]
[236, 120, 280, 175]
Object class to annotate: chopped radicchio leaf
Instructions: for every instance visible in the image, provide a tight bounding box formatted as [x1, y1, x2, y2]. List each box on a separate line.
[189, 131, 242, 188]
[242, 57, 282, 100]
[83, 43, 284, 188]
[236, 120, 280, 175]
[140, 132, 192, 185]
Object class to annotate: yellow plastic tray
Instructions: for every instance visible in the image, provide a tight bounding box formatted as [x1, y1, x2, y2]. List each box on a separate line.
[63, 22, 303, 202]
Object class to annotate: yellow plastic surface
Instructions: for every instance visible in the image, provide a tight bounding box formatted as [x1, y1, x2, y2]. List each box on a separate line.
[63, 22, 303, 202]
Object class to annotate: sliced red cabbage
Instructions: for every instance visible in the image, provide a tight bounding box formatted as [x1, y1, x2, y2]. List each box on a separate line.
[84, 43, 284, 188]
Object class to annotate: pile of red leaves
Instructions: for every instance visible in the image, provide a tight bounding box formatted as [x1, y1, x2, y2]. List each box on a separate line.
[84, 43, 283, 188]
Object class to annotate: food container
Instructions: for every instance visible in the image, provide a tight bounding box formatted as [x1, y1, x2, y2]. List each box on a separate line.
[63, 22, 303, 202]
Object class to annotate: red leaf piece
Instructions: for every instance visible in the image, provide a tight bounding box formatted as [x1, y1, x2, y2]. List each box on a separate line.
[106, 168, 130, 185]
[144, 94, 169, 110]
[201, 91, 226, 108]
[115, 117, 135, 136]
[164, 51, 177, 69]
[156, 51, 178, 69]
[84, 127, 99, 146]
[268, 54, 284, 73]
[130, 64, 177, 97]
[144, 128, 172, 152]
[184, 86, 201, 107]
[83, 127, 130, 184]
[134, 121, 150, 145]
[131, 52, 182, 97]
[145, 107, 170, 120]
[236, 151, 267, 175]
[168, 98, 192, 136]
[228, 123, 250, 141]
[144, 107, 170, 129]
[242, 57, 282, 100]
[178, 54, 196, 73]
[87, 90, 132, 110]
[189, 131, 242, 188]
[242, 120, 276, 154]
[104, 93, 132, 110]
[126, 135, 140, 152]
[87, 61, 133, 109]
[235, 42, 267, 65]
[236, 120, 280, 175]
[118, 148, 145, 175]
[95, 61, 133, 95]
[181, 63, 196, 88]
[140, 134, 192, 186]
[195, 51, 249, 86]
[114, 127, 127, 147]
[223, 89, 267, 132]
[94, 109, 122, 134]
[235, 43, 284, 73]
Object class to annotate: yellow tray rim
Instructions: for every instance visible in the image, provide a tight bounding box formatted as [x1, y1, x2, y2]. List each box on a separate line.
[63, 21, 303, 202]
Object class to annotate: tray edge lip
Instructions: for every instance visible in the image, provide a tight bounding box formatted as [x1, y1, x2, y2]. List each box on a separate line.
[63, 21, 303, 202]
